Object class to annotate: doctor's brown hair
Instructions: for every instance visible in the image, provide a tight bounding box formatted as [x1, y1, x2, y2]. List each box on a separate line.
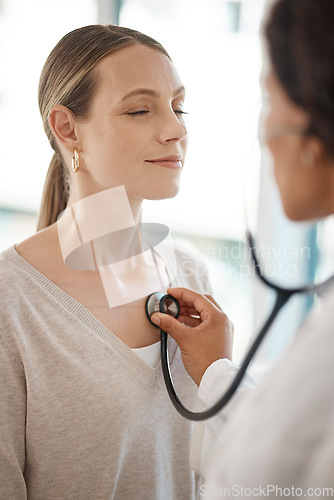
[37, 25, 170, 231]
[264, 0, 334, 156]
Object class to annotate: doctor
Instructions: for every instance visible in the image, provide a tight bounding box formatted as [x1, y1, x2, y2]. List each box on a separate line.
[151, 0, 334, 495]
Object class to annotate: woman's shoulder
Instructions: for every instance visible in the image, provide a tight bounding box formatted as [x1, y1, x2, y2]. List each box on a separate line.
[0, 224, 61, 303]
[172, 241, 208, 268]
[0, 229, 57, 300]
[0, 246, 34, 298]
[0, 247, 35, 348]
[169, 242, 212, 294]
[0, 245, 23, 278]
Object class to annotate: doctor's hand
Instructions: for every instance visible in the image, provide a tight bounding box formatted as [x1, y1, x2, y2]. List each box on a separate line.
[151, 287, 234, 386]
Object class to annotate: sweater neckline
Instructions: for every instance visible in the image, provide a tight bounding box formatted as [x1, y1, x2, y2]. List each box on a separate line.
[2, 245, 179, 384]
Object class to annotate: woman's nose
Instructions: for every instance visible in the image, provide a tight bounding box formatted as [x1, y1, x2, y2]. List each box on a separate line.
[157, 110, 187, 144]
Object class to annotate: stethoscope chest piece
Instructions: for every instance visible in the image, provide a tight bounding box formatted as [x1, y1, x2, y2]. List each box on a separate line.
[145, 292, 180, 326]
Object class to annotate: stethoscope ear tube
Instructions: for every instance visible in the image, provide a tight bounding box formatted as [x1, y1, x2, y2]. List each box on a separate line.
[160, 289, 293, 421]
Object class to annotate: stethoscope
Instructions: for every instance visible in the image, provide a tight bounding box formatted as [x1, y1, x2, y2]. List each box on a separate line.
[146, 230, 334, 421]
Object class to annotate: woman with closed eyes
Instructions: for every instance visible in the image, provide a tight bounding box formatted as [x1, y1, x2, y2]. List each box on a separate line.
[0, 25, 215, 499]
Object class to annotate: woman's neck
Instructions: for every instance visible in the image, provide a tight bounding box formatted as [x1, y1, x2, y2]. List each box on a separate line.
[59, 186, 144, 270]
[67, 185, 143, 223]
[57, 186, 171, 309]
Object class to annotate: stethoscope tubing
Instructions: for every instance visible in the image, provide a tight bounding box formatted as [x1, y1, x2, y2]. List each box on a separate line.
[160, 288, 293, 421]
[158, 230, 334, 421]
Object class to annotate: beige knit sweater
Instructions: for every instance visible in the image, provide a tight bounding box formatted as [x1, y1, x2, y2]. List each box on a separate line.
[0, 245, 210, 499]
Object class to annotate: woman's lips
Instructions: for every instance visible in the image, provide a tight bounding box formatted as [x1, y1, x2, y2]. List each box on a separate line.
[145, 156, 183, 169]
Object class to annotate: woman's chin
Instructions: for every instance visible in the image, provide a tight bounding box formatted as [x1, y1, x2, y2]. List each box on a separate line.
[144, 183, 181, 201]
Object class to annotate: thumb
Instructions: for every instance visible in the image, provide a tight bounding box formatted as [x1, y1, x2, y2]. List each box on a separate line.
[151, 313, 189, 346]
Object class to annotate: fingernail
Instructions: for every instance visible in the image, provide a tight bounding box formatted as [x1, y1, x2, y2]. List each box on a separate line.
[151, 315, 160, 326]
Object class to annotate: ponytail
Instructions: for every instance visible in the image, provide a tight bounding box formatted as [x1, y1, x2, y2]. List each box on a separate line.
[37, 152, 69, 231]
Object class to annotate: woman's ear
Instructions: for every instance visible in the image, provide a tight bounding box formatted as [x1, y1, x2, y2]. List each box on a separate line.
[48, 105, 79, 152]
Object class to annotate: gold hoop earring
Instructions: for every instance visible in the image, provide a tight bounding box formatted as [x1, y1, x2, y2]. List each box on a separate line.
[300, 149, 315, 167]
[72, 149, 80, 173]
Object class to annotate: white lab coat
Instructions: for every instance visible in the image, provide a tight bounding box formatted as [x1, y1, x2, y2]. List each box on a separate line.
[191, 280, 334, 498]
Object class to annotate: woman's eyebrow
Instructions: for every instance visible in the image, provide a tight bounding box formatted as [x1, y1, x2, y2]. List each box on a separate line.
[121, 86, 186, 101]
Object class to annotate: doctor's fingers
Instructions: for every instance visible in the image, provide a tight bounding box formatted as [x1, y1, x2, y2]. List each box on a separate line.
[151, 305, 231, 340]
[151, 312, 196, 347]
[178, 304, 201, 317]
[177, 314, 201, 328]
[152, 305, 234, 383]
[167, 287, 222, 319]
[178, 298, 222, 319]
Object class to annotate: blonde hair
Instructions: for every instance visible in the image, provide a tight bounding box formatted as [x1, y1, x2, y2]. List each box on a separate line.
[37, 24, 171, 231]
